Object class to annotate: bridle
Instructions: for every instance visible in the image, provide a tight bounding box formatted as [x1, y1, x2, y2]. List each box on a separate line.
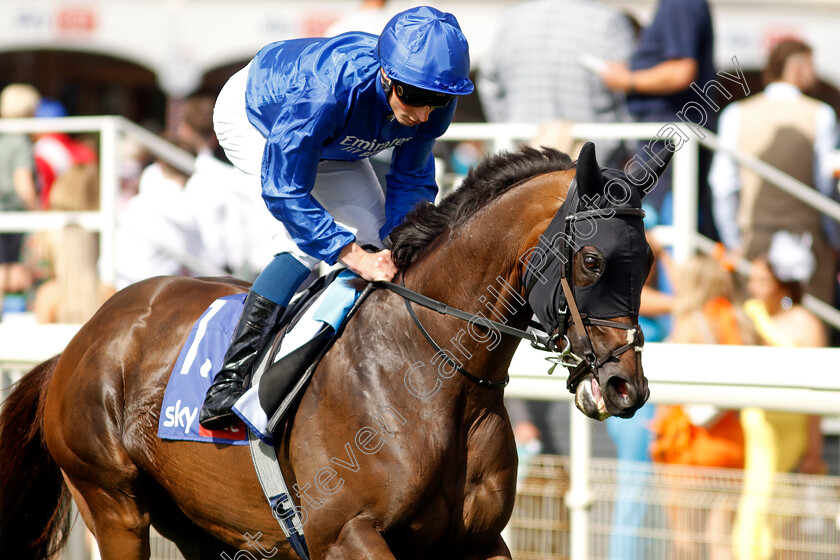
[378, 178, 647, 394]
[523, 178, 646, 393]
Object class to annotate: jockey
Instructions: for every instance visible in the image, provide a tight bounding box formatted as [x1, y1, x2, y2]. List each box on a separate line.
[199, 6, 474, 429]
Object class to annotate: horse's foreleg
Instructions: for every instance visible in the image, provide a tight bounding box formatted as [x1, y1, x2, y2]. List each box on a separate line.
[316, 516, 397, 560]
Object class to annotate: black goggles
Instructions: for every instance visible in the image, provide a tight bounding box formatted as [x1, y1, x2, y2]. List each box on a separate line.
[393, 80, 456, 108]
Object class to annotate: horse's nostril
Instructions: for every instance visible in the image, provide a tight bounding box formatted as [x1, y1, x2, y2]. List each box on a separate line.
[607, 376, 630, 400]
[606, 375, 638, 410]
[611, 377, 629, 398]
[603, 375, 646, 418]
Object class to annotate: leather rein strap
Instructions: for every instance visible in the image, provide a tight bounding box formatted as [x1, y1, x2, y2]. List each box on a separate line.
[394, 279, 510, 390]
[375, 279, 559, 390]
[376, 179, 646, 393]
[377, 280, 551, 347]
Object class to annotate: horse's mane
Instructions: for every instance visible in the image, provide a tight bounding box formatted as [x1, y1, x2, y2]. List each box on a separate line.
[389, 146, 573, 268]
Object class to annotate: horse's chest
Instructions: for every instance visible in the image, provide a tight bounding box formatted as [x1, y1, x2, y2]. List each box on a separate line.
[405, 417, 517, 548]
[460, 429, 517, 534]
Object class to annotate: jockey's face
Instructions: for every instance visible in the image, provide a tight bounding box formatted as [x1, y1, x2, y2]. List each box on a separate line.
[388, 88, 434, 126]
[382, 70, 435, 127]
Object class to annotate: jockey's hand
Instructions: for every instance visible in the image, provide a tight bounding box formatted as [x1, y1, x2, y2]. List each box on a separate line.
[338, 242, 398, 282]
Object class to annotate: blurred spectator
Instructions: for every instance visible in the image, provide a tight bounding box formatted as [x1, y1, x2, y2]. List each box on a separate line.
[325, 0, 393, 36]
[118, 137, 151, 211]
[478, 0, 635, 165]
[478, 0, 637, 478]
[176, 94, 217, 156]
[114, 120, 260, 289]
[114, 141, 203, 289]
[0, 83, 40, 313]
[650, 251, 758, 560]
[605, 229, 673, 560]
[176, 94, 258, 277]
[33, 164, 114, 324]
[32, 98, 97, 209]
[710, 39, 838, 306]
[735, 231, 826, 560]
[600, 0, 719, 240]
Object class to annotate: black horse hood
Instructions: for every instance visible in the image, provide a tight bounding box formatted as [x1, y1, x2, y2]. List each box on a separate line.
[525, 141, 672, 336]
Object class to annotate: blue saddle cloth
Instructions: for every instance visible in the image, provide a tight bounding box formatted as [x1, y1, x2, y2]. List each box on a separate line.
[158, 293, 249, 445]
[158, 271, 362, 446]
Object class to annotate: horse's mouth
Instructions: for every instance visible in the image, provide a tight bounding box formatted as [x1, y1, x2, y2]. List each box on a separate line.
[574, 376, 609, 421]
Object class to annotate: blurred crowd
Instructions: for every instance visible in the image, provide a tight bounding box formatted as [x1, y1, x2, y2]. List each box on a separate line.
[0, 85, 276, 325]
[0, 1, 838, 557]
[476, 2, 839, 559]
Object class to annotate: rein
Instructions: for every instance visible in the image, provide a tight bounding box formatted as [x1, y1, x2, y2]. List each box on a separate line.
[376, 279, 557, 390]
[388, 279, 511, 390]
[379, 176, 647, 394]
[377, 280, 554, 348]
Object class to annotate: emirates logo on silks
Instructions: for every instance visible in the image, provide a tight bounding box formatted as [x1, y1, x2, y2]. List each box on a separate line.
[338, 135, 411, 157]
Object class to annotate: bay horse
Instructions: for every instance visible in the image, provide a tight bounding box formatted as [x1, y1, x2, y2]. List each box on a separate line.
[0, 142, 669, 560]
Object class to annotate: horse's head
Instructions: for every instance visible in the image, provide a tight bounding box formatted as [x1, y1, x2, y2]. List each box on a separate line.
[524, 142, 672, 420]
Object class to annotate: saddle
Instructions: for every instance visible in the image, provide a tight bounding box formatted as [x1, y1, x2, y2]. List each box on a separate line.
[234, 269, 370, 443]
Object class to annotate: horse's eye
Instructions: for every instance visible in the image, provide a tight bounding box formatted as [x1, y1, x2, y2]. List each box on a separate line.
[583, 255, 600, 270]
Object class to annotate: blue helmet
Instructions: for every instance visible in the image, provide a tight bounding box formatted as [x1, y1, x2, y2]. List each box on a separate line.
[375, 6, 474, 96]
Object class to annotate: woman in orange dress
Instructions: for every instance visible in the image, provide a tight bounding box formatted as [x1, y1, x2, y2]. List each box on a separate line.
[650, 251, 759, 559]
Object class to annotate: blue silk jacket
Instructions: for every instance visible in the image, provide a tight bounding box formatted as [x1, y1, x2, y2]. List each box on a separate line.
[245, 32, 456, 264]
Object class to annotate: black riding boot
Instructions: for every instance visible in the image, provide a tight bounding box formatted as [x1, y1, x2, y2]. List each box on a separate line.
[199, 291, 285, 430]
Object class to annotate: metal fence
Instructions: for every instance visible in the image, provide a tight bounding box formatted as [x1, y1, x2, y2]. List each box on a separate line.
[142, 456, 840, 560]
[510, 455, 840, 560]
[53, 454, 840, 560]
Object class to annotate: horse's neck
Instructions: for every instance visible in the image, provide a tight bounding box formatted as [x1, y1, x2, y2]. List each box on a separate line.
[403, 177, 567, 374]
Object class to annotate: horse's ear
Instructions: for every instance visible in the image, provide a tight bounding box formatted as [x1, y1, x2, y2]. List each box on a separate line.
[575, 141, 604, 199]
[627, 141, 675, 194]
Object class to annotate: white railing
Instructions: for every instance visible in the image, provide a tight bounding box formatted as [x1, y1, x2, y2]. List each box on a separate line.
[3, 117, 839, 321]
[0, 115, 195, 285]
[5, 324, 837, 414]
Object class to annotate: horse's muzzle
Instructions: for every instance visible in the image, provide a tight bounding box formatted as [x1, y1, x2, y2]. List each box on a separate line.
[574, 370, 649, 420]
[574, 375, 609, 420]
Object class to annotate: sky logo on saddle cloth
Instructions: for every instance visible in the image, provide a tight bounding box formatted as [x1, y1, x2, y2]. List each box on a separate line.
[158, 293, 249, 445]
